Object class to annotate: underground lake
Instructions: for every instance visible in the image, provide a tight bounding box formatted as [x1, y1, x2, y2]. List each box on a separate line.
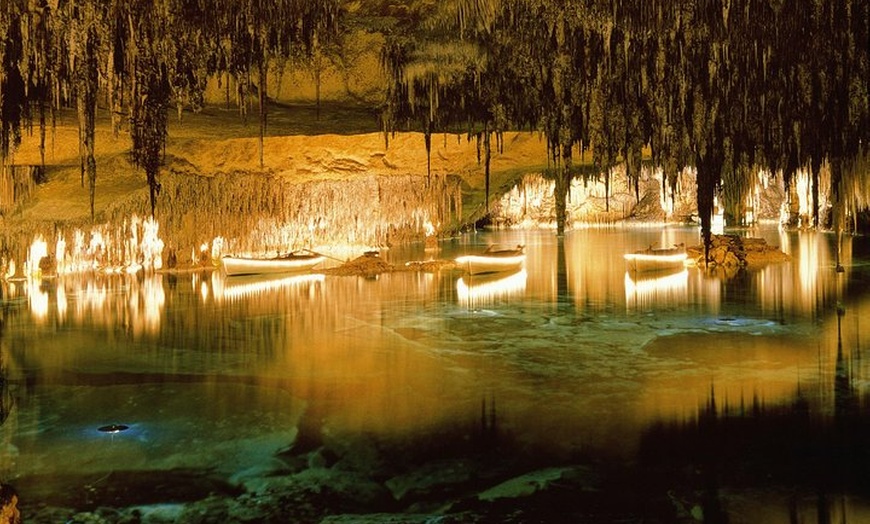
[2, 226, 870, 522]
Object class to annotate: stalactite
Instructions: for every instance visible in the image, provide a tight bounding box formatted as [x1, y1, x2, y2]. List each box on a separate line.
[424, 127, 432, 181]
[811, 155, 822, 227]
[258, 56, 267, 169]
[0, 0, 867, 237]
[484, 126, 491, 214]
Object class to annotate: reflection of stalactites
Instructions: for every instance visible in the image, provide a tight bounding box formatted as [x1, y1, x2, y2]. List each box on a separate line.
[557, 237, 570, 307]
[834, 308, 857, 422]
[478, 395, 498, 450]
[751, 391, 763, 418]
[793, 374, 810, 417]
[0, 380, 4, 427]
[707, 382, 717, 419]
[697, 382, 722, 432]
[0, 358, 10, 427]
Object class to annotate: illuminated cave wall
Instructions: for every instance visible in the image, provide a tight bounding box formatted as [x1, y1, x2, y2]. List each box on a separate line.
[489, 165, 698, 227]
[489, 165, 790, 229]
[0, 159, 831, 277]
[89, 171, 462, 267]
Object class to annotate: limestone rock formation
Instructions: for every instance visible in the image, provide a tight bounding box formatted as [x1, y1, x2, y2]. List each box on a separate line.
[688, 234, 791, 274]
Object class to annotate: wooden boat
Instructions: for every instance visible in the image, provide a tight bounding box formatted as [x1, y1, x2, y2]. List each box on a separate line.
[624, 244, 687, 273]
[221, 252, 324, 276]
[455, 245, 526, 275]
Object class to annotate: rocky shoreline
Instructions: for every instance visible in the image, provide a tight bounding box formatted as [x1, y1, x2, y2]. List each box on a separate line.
[11, 423, 689, 524]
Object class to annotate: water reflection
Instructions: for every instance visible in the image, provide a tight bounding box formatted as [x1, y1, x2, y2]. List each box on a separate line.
[456, 268, 527, 307]
[639, 303, 870, 523]
[624, 268, 688, 310]
[211, 272, 325, 302]
[1, 226, 869, 521]
[9, 273, 168, 336]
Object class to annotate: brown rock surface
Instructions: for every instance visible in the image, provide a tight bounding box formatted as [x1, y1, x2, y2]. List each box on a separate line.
[688, 234, 790, 269]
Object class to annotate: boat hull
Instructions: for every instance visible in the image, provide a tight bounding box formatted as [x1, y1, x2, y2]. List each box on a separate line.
[222, 254, 324, 276]
[623, 251, 687, 273]
[455, 252, 525, 275]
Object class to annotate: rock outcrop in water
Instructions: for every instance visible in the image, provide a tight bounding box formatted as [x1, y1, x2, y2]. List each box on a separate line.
[688, 234, 791, 273]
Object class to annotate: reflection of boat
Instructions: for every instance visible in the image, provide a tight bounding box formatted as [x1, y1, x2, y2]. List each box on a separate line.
[624, 268, 688, 309]
[624, 244, 687, 273]
[457, 267, 527, 303]
[213, 272, 325, 301]
[222, 252, 324, 276]
[455, 245, 525, 275]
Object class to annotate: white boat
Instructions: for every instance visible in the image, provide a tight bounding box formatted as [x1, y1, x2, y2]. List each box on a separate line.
[221, 252, 325, 276]
[455, 245, 525, 275]
[623, 244, 687, 273]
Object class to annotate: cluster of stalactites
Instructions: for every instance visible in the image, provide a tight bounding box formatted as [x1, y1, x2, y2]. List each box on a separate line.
[0, 0, 344, 217]
[380, 0, 869, 235]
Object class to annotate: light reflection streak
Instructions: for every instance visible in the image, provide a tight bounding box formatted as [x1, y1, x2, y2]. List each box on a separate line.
[56, 282, 67, 321]
[456, 268, 527, 307]
[28, 278, 49, 319]
[141, 275, 165, 335]
[624, 269, 688, 310]
[17, 274, 167, 334]
[798, 231, 821, 301]
[211, 272, 325, 302]
[687, 270, 722, 316]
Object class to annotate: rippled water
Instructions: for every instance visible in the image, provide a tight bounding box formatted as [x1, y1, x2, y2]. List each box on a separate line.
[2, 224, 870, 520]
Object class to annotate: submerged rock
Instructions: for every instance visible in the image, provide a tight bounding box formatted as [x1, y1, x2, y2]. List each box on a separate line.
[385, 459, 476, 501]
[477, 467, 572, 501]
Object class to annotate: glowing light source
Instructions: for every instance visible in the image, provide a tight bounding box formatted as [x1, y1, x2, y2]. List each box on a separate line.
[97, 424, 130, 434]
[28, 236, 49, 277]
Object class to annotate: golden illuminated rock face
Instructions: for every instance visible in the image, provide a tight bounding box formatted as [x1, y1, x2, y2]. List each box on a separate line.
[2, 110, 554, 272]
[0, 0, 867, 273]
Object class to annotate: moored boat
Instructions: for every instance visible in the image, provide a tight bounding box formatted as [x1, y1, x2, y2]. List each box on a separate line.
[624, 244, 687, 273]
[222, 252, 325, 276]
[455, 245, 526, 275]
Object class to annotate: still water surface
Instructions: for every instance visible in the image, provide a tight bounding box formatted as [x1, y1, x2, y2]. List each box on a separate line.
[2, 225, 870, 519]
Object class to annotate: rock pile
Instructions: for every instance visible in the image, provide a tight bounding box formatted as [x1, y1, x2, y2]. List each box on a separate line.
[688, 234, 790, 269]
[323, 252, 459, 277]
[323, 252, 396, 277]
